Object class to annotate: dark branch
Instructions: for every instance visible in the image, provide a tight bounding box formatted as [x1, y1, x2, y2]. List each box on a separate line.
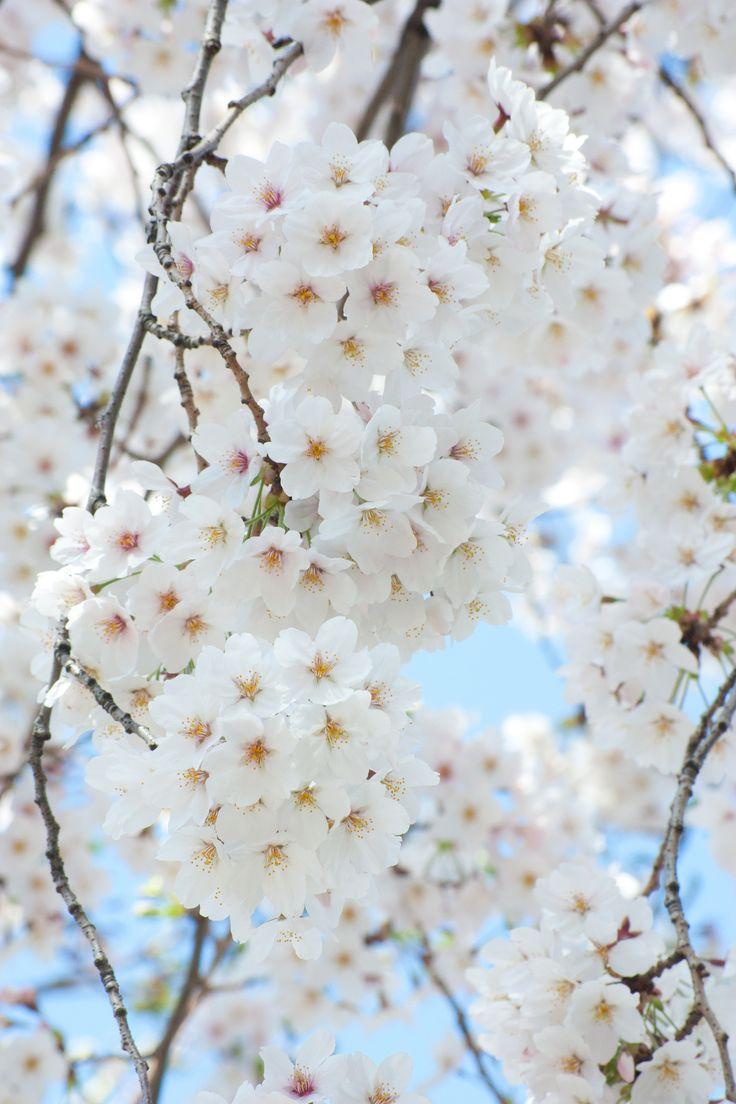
[149, 914, 209, 1103]
[29, 651, 153, 1103]
[538, 0, 646, 100]
[659, 65, 736, 195]
[9, 54, 87, 282]
[356, 0, 439, 144]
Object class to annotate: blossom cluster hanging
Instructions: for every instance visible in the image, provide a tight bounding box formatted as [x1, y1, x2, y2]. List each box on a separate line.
[27, 66, 602, 949]
[470, 859, 736, 1104]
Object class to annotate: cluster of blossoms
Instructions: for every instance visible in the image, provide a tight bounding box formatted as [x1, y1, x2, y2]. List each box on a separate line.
[557, 332, 736, 825]
[2, 0, 736, 1101]
[470, 859, 736, 1104]
[72, 0, 383, 94]
[24, 67, 602, 951]
[193, 1032, 427, 1104]
[173, 709, 596, 1075]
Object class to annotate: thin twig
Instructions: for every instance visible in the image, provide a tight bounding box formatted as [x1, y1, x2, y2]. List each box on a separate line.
[642, 670, 736, 1096]
[88, 272, 159, 513]
[9, 54, 87, 281]
[659, 65, 736, 195]
[61, 654, 157, 750]
[143, 315, 214, 349]
[172, 335, 206, 472]
[29, 653, 153, 1102]
[26, 6, 249, 1101]
[153, 249, 270, 445]
[9, 91, 139, 211]
[421, 941, 509, 1103]
[149, 914, 209, 1103]
[660, 671, 736, 1099]
[538, 0, 646, 100]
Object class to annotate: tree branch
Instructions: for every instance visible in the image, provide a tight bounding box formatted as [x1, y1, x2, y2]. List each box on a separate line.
[149, 914, 209, 1103]
[25, 6, 251, 1100]
[29, 650, 153, 1103]
[142, 314, 214, 349]
[420, 940, 509, 1102]
[356, 0, 439, 144]
[641, 668, 736, 1098]
[60, 651, 157, 750]
[9, 53, 87, 282]
[9, 90, 139, 211]
[88, 272, 159, 513]
[538, 0, 646, 100]
[658, 65, 736, 195]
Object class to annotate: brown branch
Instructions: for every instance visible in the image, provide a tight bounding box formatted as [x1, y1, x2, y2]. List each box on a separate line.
[707, 587, 736, 630]
[356, 0, 439, 144]
[661, 671, 736, 1099]
[9, 55, 87, 281]
[93, 72, 147, 224]
[153, 249, 270, 445]
[182, 43, 303, 171]
[88, 272, 159, 513]
[29, 650, 153, 1103]
[420, 940, 509, 1103]
[149, 914, 209, 1103]
[626, 948, 685, 991]
[641, 668, 736, 1097]
[9, 91, 139, 212]
[675, 1004, 704, 1042]
[25, 6, 246, 1101]
[173, 337, 206, 473]
[61, 652, 157, 750]
[659, 66, 736, 195]
[142, 315, 214, 349]
[538, 0, 646, 100]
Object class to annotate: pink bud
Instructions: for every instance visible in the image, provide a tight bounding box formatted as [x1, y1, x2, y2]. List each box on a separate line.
[617, 1051, 635, 1083]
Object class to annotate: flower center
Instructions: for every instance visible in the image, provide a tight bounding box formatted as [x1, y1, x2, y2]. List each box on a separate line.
[227, 448, 251, 474]
[100, 614, 128, 639]
[234, 672, 261, 701]
[323, 9, 347, 35]
[158, 588, 180, 613]
[377, 429, 399, 455]
[181, 767, 208, 788]
[301, 564, 325, 591]
[183, 718, 212, 745]
[265, 843, 287, 871]
[184, 614, 207, 639]
[369, 1086, 399, 1104]
[194, 843, 217, 869]
[345, 810, 371, 836]
[323, 716, 347, 746]
[258, 182, 283, 210]
[466, 149, 489, 176]
[117, 530, 140, 551]
[202, 523, 228, 546]
[244, 739, 268, 766]
[305, 436, 329, 461]
[260, 546, 284, 572]
[370, 281, 397, 306]
[310, 652, 337, 680]
[320, 223, 347, 250]
[292, 283, 320, 307]
[341, 336, 363, 361]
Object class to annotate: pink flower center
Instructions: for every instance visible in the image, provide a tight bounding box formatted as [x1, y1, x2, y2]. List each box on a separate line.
[228, 448, 251, 474]
[290, 1067, 316, 1097]
[117, 530, 140, 551]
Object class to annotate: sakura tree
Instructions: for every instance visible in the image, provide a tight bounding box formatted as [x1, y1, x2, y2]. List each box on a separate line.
[1, 1, 736, 1102]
